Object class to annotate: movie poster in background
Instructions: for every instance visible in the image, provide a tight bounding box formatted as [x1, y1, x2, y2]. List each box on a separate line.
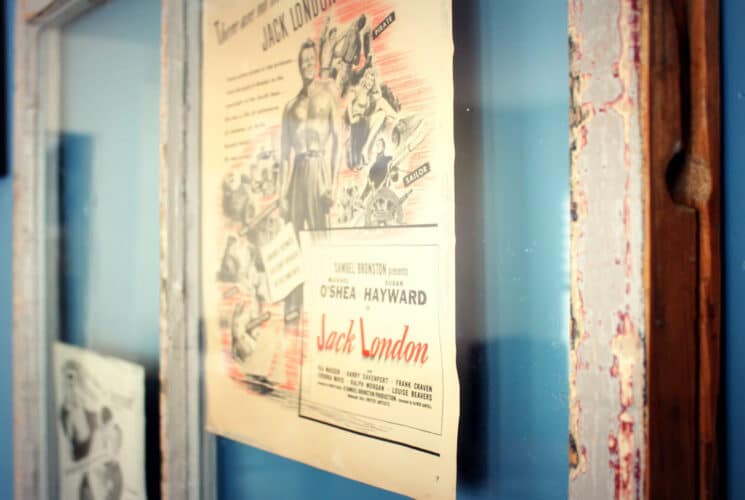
[202, 0, 457, 497]
[54, 342, 147, 500]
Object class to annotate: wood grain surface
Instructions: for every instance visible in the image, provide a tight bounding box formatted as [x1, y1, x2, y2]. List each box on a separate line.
[646, 0, 721, 498]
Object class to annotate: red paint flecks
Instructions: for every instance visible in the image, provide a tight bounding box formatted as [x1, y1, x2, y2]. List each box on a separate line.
[627, 0, 642, 64]
[570, 0, 645, 497]
[609, 311, 642, 499]
[609, 417, 639, 499]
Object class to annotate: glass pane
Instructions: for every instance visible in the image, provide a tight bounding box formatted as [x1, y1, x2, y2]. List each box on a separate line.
[48, 0, 161, 496]
[58, 0, 160, 358]
[214, 0, 570, 498]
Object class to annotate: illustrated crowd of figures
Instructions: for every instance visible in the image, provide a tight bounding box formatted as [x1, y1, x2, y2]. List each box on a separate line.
[59, 360, 125, 500]
[218, 12, 429, 382]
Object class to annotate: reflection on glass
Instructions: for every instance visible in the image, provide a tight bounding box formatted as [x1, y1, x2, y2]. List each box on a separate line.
[49, 0, 161, 497]
[217, 1, 569, 499]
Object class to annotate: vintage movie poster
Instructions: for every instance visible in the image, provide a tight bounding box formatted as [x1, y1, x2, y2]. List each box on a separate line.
[202, 0, 457, 497]
[53, 342, 147, 500]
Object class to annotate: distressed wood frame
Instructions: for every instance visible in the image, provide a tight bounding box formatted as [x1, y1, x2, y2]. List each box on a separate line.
[12, 1, 112, 498]
[12, 0, 722, 498]
[12, 0, 213, 497]
[568, 1, 647, 495]
[159, 1, 216, 499]
[569, 0, 721, 499]
[647, 1, 721, 497]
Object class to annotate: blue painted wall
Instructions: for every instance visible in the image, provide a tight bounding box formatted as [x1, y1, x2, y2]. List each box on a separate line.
[217, 1, 570, 499]
[723, 0, 745, 498]
[0, 1, 741, 499]
[0, 0, 13, 497]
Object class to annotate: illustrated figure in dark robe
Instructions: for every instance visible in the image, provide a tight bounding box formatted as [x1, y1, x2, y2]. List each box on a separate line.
[361, 138, 398, 200]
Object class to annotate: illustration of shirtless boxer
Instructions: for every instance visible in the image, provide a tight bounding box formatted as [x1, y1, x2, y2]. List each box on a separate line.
[280, 39, 340, 321]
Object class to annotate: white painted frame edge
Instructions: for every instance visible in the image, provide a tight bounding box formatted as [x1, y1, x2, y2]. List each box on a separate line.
[160, 1, 215, 499]
[13, 2, 109, 499]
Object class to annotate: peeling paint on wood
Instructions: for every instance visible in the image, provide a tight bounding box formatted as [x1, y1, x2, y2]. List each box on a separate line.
[569, 1, 646, 498]
[13, 2, 125, 499]
[24, 0, 104, 26]
[22, 0, 57, 20]
[13, 12, 47, 497]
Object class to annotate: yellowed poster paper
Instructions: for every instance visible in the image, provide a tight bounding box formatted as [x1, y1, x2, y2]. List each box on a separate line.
[202, 1, 456, 497]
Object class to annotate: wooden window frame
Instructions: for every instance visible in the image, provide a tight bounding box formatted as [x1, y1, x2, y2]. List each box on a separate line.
[159, 1, 215, 499]
[569, 0, 721, 499]
[12, 0, 721, 498]
[13, 2, 107, 498]
[12, 1, 214, 498]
